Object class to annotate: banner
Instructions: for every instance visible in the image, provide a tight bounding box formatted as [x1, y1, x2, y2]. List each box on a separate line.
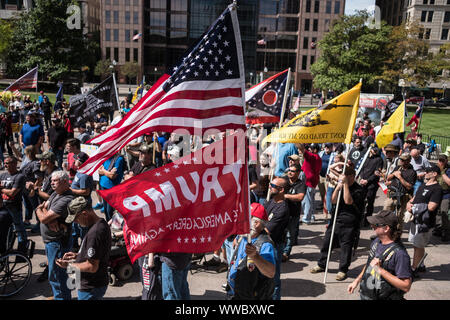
[98, 132, 250, 263]
[68, 76, 118, 126]
[263, 83, 361, 144]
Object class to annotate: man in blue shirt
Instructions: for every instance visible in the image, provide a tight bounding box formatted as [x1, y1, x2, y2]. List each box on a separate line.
[19, 112, 44, 153]
[273, 143, 298, 178]
[98, 154, 124, 221]
[227, 203, 276, 300]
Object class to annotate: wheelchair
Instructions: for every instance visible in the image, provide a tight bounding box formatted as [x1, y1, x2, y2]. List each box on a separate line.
[0, 221, 35, 298]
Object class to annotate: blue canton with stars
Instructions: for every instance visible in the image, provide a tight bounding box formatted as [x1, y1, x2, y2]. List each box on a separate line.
[163, 7, 240, 92]
[246, 72, 290, 117]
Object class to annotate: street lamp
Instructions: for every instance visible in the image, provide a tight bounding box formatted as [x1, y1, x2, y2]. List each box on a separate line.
[378, 80, 382, 94]
[109, 59, 117, 74]
[249, 72, 253, 85]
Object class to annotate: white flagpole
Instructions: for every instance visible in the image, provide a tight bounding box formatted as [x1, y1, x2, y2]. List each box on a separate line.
[113, 72, 130, 170]
[323, 146, 350, 284]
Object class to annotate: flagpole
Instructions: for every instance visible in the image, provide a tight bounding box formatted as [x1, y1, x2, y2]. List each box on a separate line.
[113, 72, 130, 171]
[323, 145, 350, 284]
[323, 79, 362, 284]
[417, 97, 425, 132]
[265, 68, 291, 202]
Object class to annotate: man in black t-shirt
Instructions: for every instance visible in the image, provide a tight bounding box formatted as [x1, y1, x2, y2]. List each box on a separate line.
[264, 177, 290, 300]
[47, 119, 67, 169]
[0, 156, 28, 253]
[384, 152, 417, 226]
[56, 197, 111, 300]
[124, 143, 156, 180]
[282, 164, 306, 261]
[406, 164, 443, 277]
[311, 167, 364, 281]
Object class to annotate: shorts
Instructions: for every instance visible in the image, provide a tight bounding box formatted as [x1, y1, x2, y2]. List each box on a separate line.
[408, 223, 432, 248]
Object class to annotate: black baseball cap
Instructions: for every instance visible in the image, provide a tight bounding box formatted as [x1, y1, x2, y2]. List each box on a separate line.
[425, 163, 440, 175]
[367, 210, 398, 227]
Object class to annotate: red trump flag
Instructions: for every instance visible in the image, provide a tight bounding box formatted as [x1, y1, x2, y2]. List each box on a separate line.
[98, 131, 250, 263]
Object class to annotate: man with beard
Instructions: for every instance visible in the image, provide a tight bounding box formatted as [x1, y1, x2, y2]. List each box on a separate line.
[264, 177, 290, 300]
[226, 203, 276, 300]
[359, 147, 384, 225]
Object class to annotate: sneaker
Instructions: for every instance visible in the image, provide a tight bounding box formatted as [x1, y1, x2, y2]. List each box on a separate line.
[310, 265, 325, 273]
[37, 266, 49, 283]
[93, 202, 103, 210]
[23, 222, 32, 229]
[282, 253, 289, 262]
[336, 272, 347, 281]
[216, 262, 228, 273]
[203, 257, 221, 267]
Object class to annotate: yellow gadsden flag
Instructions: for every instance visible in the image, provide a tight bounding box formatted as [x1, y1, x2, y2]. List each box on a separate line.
[375, 101, 405, 148]
[263, 83, 361, 144]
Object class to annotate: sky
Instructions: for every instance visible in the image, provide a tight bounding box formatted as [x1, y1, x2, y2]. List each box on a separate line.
[345, 0, 376, 15]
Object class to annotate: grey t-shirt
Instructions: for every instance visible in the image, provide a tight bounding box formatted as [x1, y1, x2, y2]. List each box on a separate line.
[71, 172, 94, 205]
[0, 171, 25, 208]
[40, 190, 75, 243]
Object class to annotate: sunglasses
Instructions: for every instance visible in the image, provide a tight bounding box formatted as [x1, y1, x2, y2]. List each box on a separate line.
[371, 223, 387, 229]
[288, 169, 298, 173]
[270, 183, 282, 190]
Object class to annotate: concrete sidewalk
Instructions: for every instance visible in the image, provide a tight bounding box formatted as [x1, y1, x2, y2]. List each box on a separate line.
[10, 188, 450, 300]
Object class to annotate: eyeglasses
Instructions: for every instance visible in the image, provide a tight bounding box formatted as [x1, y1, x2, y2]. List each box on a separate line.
[269, 183, 282, 190]
[288, 169, 298, 173]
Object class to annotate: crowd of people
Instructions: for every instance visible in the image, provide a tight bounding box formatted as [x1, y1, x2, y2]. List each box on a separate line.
[0, 92, 449, 301]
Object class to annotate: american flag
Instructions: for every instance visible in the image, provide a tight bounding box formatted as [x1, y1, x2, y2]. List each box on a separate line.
[4, 67, 38, 92]
[80, 4, 246, 175]
[245, 69, 289, 124]
[133, 33, 142, 41]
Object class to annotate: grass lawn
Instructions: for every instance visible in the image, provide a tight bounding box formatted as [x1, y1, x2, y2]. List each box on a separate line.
[405, 106, 450, 138]
[17, 90, 73, 105]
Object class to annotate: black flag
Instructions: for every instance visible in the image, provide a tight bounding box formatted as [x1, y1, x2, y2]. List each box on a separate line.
[69, 76, 118, 126]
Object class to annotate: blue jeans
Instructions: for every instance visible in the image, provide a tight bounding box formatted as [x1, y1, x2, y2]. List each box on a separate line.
[77, 286, 108, 300]
[302, 186, 316, 223]
[4, 205, 27, 246]
[71, 223, 88, 248]
[161, 262, 190, 300]
[222, 238, 235, 266]
[23, 193, 39, 221]
[326, 186, 335, 214]
[283, 215, 300, 256]
[45, 240, 73, 300]
[51, 148, 64, 170]
[273, 241, 283, 300]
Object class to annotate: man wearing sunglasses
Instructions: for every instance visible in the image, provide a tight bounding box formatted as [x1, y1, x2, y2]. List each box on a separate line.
[264, 177, 290, 300]
[282, 164, 306, 262]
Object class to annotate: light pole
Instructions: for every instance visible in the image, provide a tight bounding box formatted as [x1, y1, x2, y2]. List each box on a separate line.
[443, 83, 447, 99]
[109, 59, 117, 77]
[378, 80, 382, 94]
[249, 72, 253, 85]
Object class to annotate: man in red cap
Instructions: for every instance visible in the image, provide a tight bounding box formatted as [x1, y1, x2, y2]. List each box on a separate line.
[226, 203, 276, 300]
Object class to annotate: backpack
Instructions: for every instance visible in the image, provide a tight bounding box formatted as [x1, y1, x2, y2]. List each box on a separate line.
[229, 234, 275, 300]
[359, 240, 405, 300]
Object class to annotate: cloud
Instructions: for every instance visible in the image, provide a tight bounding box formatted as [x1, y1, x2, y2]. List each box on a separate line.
[345, 0, 376, 15]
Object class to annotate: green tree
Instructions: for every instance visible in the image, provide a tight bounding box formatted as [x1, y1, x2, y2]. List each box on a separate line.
[94, 59, 113, 80]
[5, 0, 99, 82]
[120, 61, 140, 84]
[0, 20, 13, 61]
[311, 11, 392, 94]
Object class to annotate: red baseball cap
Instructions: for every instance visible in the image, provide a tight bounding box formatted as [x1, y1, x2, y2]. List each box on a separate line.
[251, 203, 268, 221]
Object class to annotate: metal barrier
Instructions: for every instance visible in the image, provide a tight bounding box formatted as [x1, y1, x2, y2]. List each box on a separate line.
[430, 135, 450, 152]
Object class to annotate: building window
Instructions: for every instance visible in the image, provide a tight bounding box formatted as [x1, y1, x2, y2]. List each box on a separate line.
[303, 37, 309, 49]
[150, 11, 166, 27]
[421, 11, 427, 22]
[313, 19, 318, 32]
[428, 11, 433, 22]
[324, 19, 330, 32]
[114, 29, 119, 41]
[305, 0, 311, 13]
[334, 1, 341, 14]
[113, 11, 119, 24]
[114, 47, 119, 62]
[125, 11, 130, 24]
[425, 28, 431, 39]
[105, 29, 111, 41]
[125, 30, 130, 42]
[171, 0, 188, 11]
[125, 48, 130, 62]
[442, 28, 449, 40]
[134, 11, 139, 24]
[151, 0, 166, 9]
[302, 55, 308, 70]
[170, 14, 187, 29]
[134, 48, 139, 62]
[105, 11, 111, 23]
[310, 55, 315, 66]
[326, 1, 332, 14]
[134, 0, 139, 6]
[444, 11, 450, 23]
[304, 19, 310, 31]
[314, 0, 320, 13]
[113, 0, 118, 5]
[105, 47, 111, 60]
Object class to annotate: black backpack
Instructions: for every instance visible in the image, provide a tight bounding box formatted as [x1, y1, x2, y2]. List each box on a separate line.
[359, 240, 405, 300]
[229, 234, 275, 300]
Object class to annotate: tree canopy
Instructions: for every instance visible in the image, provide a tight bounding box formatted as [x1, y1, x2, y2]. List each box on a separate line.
[5, 0, 99, 82]
[311, 11, 392, 93]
